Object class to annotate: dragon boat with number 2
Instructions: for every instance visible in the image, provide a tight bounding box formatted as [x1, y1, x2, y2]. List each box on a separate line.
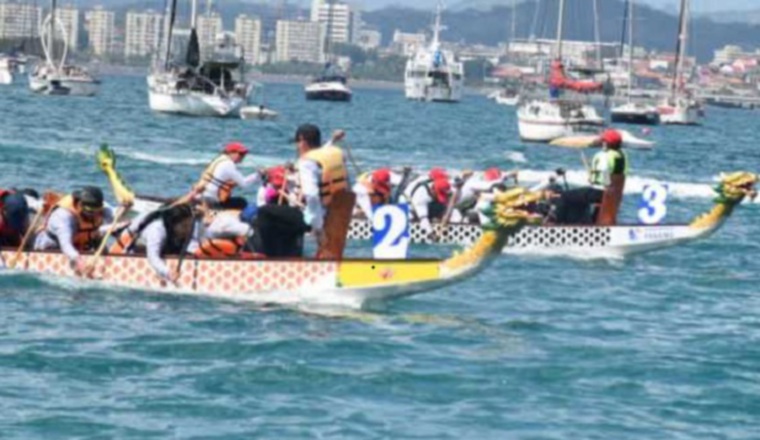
[348, 172, 758, 259]
[0, 147, 534, 309]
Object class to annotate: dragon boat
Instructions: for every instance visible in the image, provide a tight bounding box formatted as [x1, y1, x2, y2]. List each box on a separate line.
[347, 172, 758, 259]
[0, 147, 534, 309]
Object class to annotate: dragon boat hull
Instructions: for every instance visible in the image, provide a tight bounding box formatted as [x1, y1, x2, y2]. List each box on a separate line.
[347, 219, 724, 259]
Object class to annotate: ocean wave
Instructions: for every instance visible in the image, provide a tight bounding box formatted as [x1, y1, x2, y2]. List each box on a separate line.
[505, 151, 528, 164]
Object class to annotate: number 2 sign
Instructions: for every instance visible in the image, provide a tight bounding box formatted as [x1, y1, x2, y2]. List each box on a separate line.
[372, 204, 410, 259]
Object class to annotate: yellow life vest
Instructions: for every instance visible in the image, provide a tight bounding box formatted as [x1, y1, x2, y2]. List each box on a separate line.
[195, 155, 236, 203]
[304, 145, 348, 206]
[44, 194, 104, 251]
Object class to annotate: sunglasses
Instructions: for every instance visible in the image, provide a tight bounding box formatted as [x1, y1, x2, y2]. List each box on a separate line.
[81, 204, 104, 214]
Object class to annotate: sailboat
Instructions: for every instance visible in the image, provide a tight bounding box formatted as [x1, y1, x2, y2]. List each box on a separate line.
[491, 0, 521, 106]
[516, 0, 604, 142]
[0, 56, 14, 85]
[657, 0, 700, 125]
[148, 0, 252, 117]
[611, 0, 660, 125]
[404, 3, 464, 103]
[305, 0, 352, 102]
[29, 0, 100, 96]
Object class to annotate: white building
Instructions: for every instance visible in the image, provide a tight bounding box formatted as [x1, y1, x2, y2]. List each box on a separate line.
[275, 19, 324, 64]
[85, 6, 115, 56]
[235, 15, 263, 65]
[124, 10, 163, 58]
[54, 4, 80, 51]
[313, 2, 357, 46]
[0, 2, 41, 39]
[392, 30, 426, 57]
[197, 13, 223, 57]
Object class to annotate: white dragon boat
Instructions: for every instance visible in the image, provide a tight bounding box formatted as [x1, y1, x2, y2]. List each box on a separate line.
[347, 172, 757, 259]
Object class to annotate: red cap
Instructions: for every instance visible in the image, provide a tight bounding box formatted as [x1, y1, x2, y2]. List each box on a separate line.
[429, 167, 448, 180]
[224, 142, 249, 155]
[372, 168, 392, 195]
[601, 130, 623, 148]
[267, 166, 285, 188]
[433, 178, 451, 204]
[484, 167, 502, 182]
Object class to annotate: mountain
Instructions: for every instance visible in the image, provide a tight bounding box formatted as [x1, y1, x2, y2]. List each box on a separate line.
[362, 0, 760, 62]
[707, 9, 760, 25]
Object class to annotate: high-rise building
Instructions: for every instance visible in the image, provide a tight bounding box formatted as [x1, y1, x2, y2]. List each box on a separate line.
[197, 13, 223, 56]
[310, 0, 323, 22]
[313, 2, 358, 46]
[275, 19, 324, 64]
[235, 15, 262, 66]
[0, 2, 41, 40]
[54, 4, 80, 51]
[85, 6, 115, 56]
[124, 10, 163, 58]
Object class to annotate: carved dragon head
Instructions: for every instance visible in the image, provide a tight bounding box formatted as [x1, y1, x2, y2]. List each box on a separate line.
[480, 187, 545, 230]
[714, 172, 758, 205]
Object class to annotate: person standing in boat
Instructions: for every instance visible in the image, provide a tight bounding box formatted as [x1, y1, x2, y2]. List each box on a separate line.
[554, 129, 628, 224]
[403, 168, 453, 241]
[181, 142, 261, 210]
[34, 187, 120, 276]
[109, 203, 198, 284]
[294, 124, 352, 257]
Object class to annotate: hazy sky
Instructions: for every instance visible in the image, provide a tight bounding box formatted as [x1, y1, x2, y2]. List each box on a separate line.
[349, 0, 755, 13]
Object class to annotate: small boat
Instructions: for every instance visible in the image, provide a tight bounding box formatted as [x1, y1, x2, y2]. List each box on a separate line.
[0, 195, 532, 310]
[240, 105, 278, 121]
[347, 172, 757, 259]
[517, 99, 604, 143]
[29, 0, 100, 97]
[493, 90, 520, 106]
[611, 102, 660, 125]
[658, 0, 700, 126]
[0, 56, 14, 85]
[304, 73, 352, 102]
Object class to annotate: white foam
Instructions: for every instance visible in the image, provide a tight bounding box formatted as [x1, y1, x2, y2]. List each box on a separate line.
[505, 151, 528, 164]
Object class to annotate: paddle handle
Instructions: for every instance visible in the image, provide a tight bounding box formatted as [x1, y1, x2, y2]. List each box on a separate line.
[88, 206, 127, 268]
[8, 207, 45, 269]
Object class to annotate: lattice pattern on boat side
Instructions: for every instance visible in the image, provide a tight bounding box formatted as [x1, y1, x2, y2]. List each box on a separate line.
[348, 220, 612, 249]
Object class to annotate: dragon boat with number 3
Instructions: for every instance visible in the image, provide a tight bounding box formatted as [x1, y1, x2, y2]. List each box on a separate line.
[348, 172, 758, 259]
[0, 147, 535, 309]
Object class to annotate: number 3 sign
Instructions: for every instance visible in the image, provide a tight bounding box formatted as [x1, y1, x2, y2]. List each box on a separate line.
[638, 183, 668, 225]
[372, 204, 410, 259]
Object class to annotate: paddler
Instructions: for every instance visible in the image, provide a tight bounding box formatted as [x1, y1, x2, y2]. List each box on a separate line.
[554, 129, 628, 224]
[0, 189, 42, 247]
[34, 186, 123, 275]
[352, 168, 396, 219]
[182, 142, 260, 210]
[294, 124, 351, 255]
[455, 168, 517, 223]
[402, 168, 453, 241]
[109, 203, 198, 283]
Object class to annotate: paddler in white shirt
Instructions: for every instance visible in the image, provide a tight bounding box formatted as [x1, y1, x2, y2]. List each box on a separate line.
[352, 168, 397, 219]
[456, 168, 517, 222]
[402, 168, 453, 241]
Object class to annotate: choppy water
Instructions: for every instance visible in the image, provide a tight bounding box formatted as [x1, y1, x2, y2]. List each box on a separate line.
[1, 76, 759, 438]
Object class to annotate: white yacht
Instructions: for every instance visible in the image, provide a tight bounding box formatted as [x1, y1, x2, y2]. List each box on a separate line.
[658, 0, 700, 126]
[29, 1, 100, 96]
[404, 5, 463, 103]
[516, 0, 604, 142]
[148, 1, 251, 117]
[305, 68, 352, 102]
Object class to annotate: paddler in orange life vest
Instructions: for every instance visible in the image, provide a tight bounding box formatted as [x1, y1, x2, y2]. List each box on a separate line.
[0, 189, 42, 247]
[34, 187, 122, 276]
[352, 168, 394, 219]
[294, 124, 350, 244]
[185, 142, 261, 209]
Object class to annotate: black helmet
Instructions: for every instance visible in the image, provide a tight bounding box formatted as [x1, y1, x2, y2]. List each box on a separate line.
[73, 186, 104, 209]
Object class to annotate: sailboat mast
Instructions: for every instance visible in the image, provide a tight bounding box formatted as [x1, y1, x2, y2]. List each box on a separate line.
[593, 0, 601, 68]
[627, 0, 634, 100]
[555, 0, 565, 59]
[48, 0, 56, 66]
[162, 0, 178, 70]
[510, 0, 517, 43]
[191, 0, 198, 29]
[672, 0, 688, 101]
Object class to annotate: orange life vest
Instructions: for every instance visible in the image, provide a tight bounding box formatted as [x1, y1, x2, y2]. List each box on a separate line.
[44, 194, 104, 251]
[195, 155, 236, 203]
[193, 237, 246, 259]
[303, 145, 348, 206]
[109, 228, 137, 255]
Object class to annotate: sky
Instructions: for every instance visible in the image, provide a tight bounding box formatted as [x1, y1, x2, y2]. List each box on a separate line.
[345, 0, 757, 13]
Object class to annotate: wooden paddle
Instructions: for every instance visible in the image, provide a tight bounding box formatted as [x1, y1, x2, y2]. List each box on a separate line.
[8, 206, 45, 269]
